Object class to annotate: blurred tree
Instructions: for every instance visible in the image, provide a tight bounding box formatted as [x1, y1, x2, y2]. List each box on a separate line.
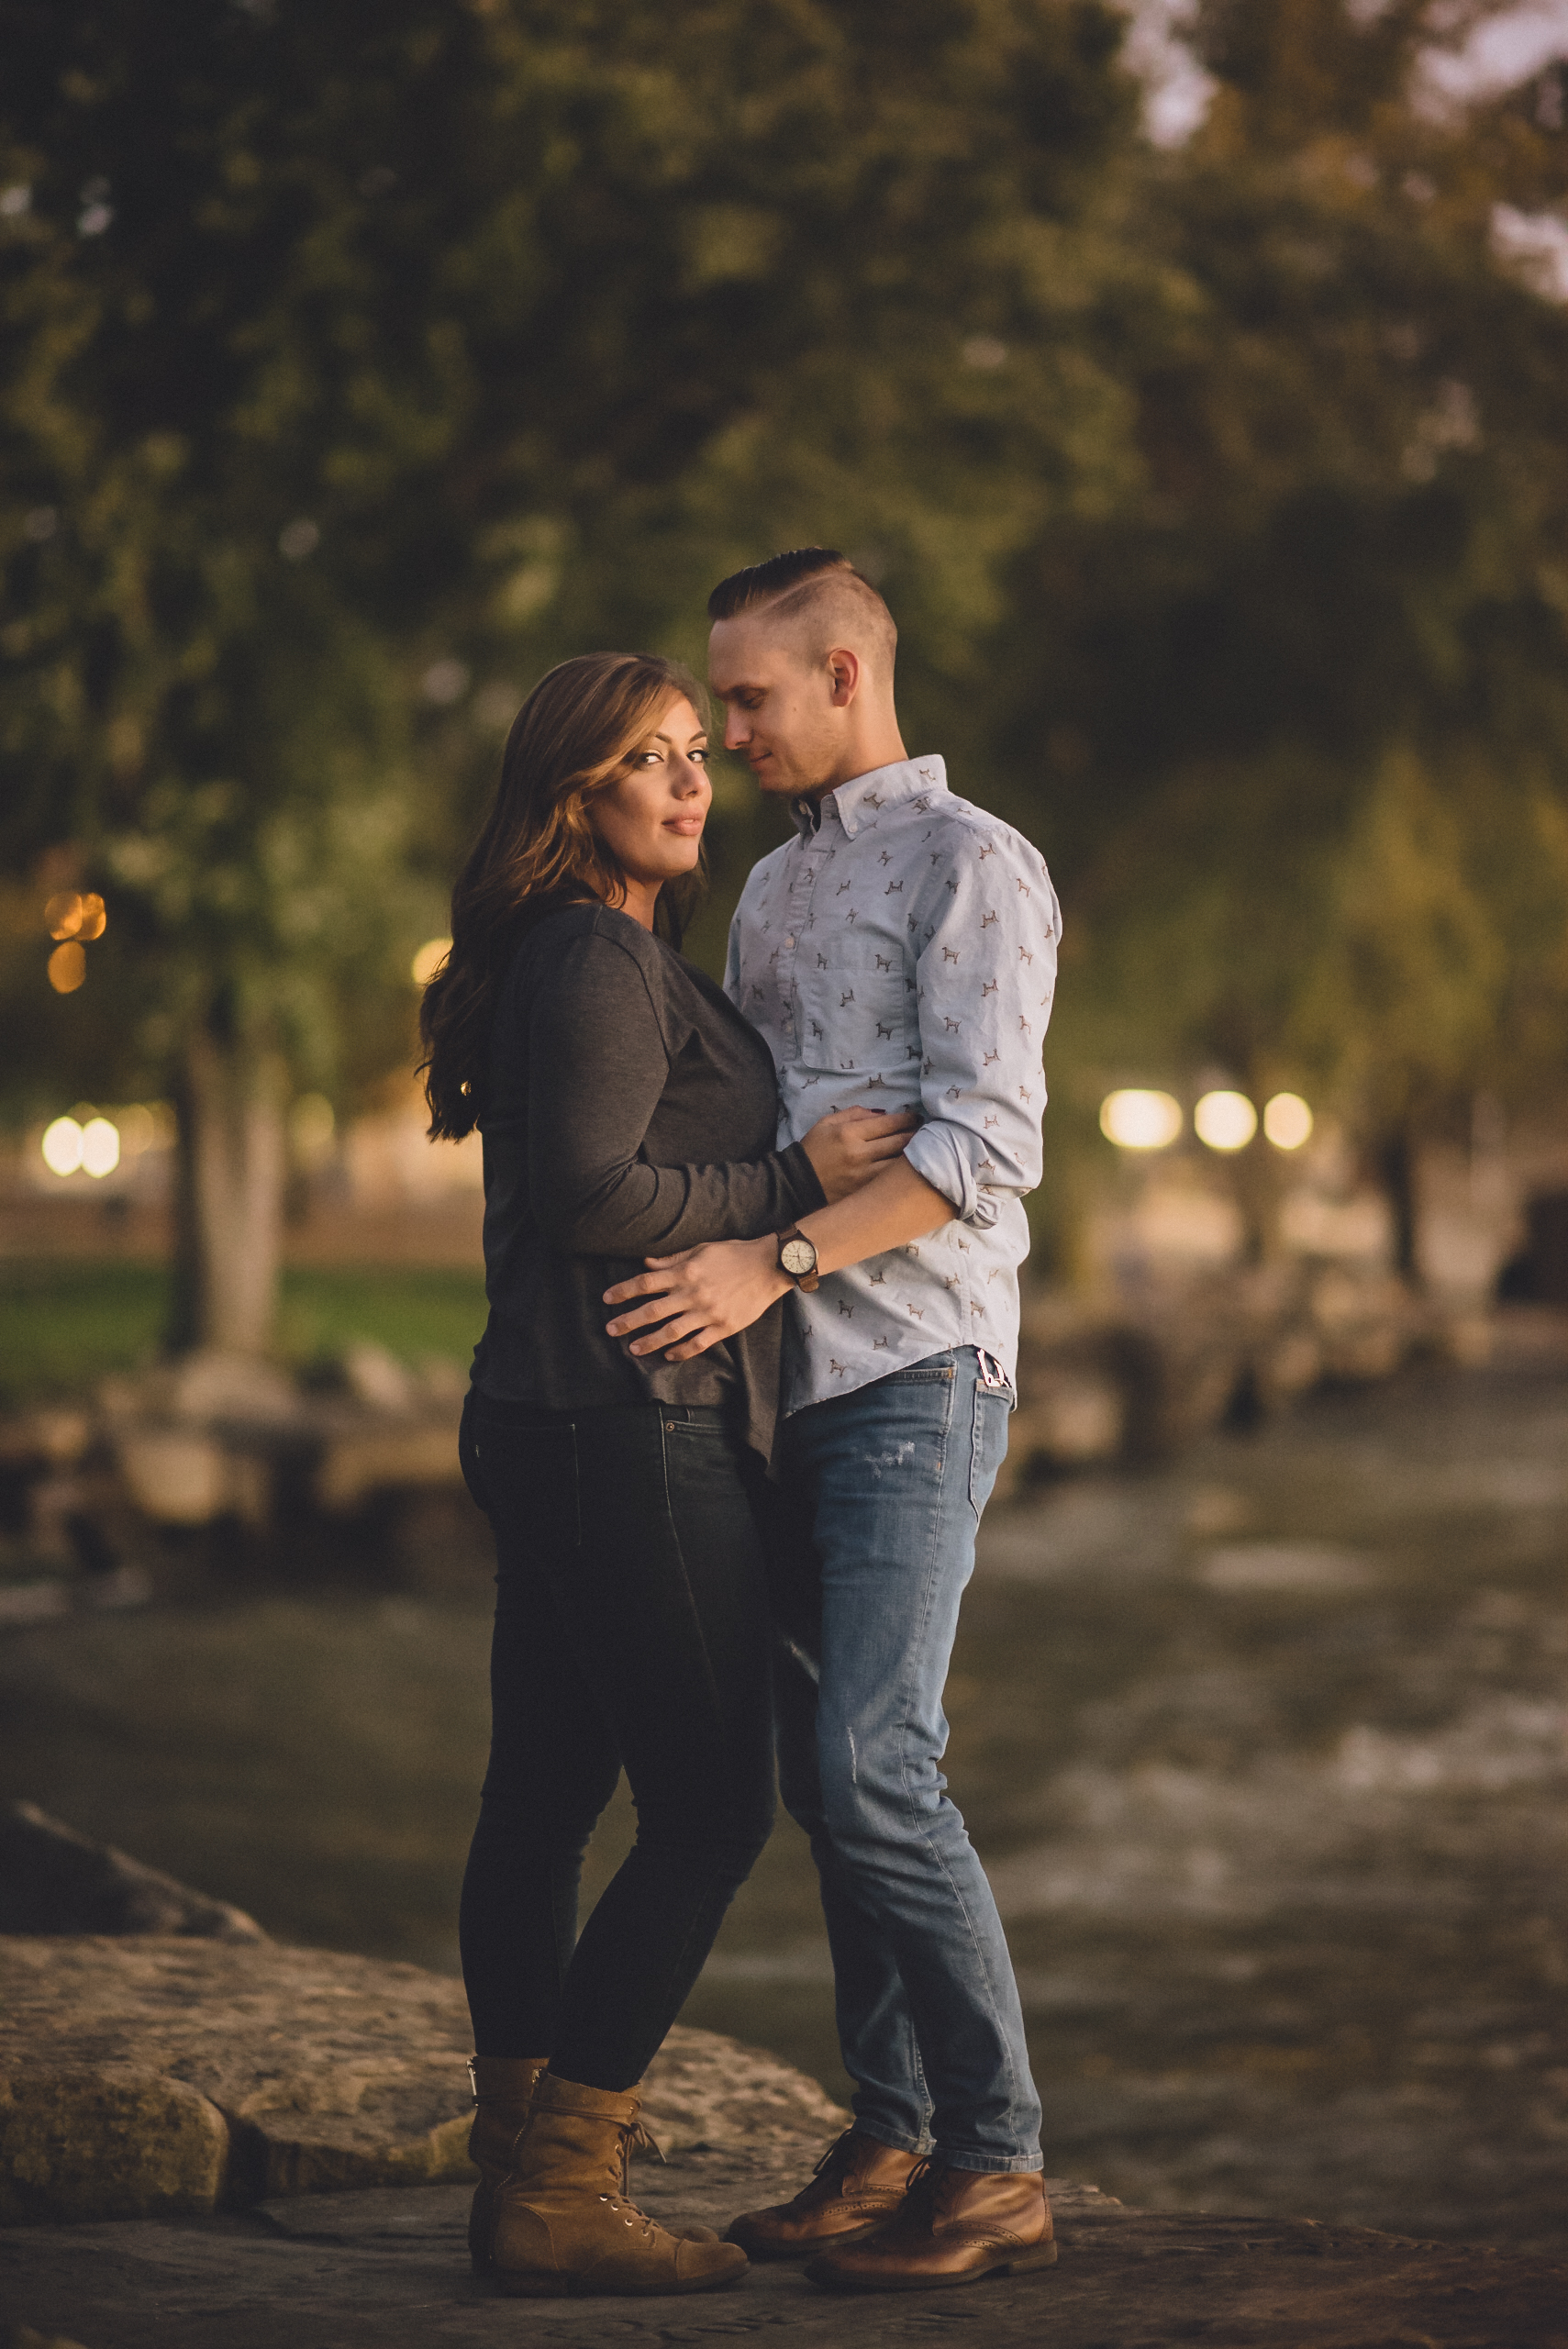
[0, 0, 1160, 1349]
[995, 0, 1568, 1268]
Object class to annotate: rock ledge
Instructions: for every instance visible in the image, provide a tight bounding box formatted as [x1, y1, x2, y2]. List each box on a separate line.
[0, 1936, 847, 2222]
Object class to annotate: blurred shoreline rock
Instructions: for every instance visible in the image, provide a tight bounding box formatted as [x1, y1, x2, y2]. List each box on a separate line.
[0, 1342, 485, 1606]
[1, 1303, 1565, 1589]
[0, 1804, 265, 1943]
[1006, 1276, 1568, 1492]
[0, 1933, 847, 2223]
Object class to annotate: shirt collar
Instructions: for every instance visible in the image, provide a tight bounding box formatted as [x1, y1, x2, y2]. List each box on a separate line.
[790, 755, 948, 842]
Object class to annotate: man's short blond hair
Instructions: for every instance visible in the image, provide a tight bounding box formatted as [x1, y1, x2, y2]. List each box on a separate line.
[707, 547, 896, 678]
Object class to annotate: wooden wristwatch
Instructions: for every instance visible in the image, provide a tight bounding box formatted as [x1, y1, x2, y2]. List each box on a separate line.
[775, 1225, 820, 1293]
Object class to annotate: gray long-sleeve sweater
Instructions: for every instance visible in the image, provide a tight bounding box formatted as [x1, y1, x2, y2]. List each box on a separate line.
[471, 901, 825, 1464]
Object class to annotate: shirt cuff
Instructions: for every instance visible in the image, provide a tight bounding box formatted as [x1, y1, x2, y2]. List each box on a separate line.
[905, 1123, 1001, 1230]
[779, 1140, 828, 1218]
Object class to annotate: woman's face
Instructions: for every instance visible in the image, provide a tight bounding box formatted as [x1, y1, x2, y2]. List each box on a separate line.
[589, 695, 711, 896]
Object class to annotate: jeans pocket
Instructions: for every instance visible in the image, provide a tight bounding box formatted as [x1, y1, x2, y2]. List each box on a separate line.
[969, 1384, 1011, 1525]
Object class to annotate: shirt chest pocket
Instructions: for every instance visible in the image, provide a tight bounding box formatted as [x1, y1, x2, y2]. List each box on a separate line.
[791, 954, 915, 1084]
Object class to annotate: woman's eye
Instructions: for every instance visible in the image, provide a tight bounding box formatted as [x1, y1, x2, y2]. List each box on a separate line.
[691, 748, 709, 766]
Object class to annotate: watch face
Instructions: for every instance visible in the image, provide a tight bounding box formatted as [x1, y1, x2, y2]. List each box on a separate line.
[781, 1237, 817, 1276]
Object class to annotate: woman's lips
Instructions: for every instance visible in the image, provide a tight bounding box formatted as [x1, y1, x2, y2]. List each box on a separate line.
[664, 817, 705, 835]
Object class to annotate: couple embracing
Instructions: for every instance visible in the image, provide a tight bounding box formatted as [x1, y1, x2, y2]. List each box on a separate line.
[419, 548, 1062, 2299]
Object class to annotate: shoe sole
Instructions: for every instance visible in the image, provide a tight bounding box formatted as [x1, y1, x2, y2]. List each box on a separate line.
[491, 2265, 748, 2299]
[806, 2238, 1059, 2293]
[724, 2214, 895, 2261]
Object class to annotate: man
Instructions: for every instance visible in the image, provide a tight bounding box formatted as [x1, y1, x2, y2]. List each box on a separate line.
[603, 548, 1061, 2293]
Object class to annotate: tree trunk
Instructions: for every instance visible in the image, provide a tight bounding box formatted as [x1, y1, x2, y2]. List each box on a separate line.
[1376, 1122, 1419, 1283]
[167, 1022, 287, 1355]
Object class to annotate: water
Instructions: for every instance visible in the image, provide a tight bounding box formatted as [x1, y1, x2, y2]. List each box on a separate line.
[3, 1356, 1563, 2250]
[687, 1359, 1568, 2251]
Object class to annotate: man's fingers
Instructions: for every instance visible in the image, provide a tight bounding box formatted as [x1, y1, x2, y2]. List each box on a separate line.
[661, 1331, 718, 1362]
[606, 1296, 688, 1336]
[627, 1312, 705, 1357]
[604, 1270, 674, 1305]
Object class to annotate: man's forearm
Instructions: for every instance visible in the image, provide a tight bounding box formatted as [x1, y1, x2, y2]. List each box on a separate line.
[795, 1156, 953, 1275]
[602, 1154, 956, 1361]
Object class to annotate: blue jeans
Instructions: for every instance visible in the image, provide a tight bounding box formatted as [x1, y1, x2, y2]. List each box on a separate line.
[759, 1348, 1042, 2174]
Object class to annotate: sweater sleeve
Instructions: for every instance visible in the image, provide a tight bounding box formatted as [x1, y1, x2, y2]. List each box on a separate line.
[524, 930, 824, 1255]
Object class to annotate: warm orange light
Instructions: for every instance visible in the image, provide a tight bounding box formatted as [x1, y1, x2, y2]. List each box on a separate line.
[76, 891, 106, 940]
[48, 941, 87, 993]
[1194, 1090, 1258, 1152]
[411, 936, 452, 986]
[46, 890, 83, 939]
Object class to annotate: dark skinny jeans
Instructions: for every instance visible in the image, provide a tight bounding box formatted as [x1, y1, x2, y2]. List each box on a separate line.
[458, 1392, 775, 2090]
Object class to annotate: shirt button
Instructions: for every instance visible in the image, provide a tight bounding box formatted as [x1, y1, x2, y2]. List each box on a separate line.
[784, 936, 795, 948]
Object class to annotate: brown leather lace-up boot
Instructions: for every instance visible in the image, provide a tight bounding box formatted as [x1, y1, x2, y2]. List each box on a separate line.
[725, 2127, 923, 2259]
[804, 2157, 1056, 2292]
[466, 2055, 549, 2274]
[490, 2071, 748, 2298]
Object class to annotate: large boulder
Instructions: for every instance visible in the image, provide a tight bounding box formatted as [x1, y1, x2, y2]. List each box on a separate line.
[0, 1804, 266, 1942]
[0, 1936, 847, 2223]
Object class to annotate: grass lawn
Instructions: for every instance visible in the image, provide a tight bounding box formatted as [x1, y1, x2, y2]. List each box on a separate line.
[0, 1258, 490, 1406]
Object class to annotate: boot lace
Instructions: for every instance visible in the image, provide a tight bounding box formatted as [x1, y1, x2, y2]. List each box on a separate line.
[811, 2127, 861, 2188]
[897, 2156, 946, 2225]
[596, 2116, 666, 2239]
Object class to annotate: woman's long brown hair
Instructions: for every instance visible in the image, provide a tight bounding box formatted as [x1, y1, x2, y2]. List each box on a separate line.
[420, 651, 708, 1140]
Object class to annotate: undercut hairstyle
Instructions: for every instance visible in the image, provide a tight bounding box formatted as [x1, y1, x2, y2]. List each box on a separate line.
[419, 651, 708, 1140]
[707, 547, 896, 677]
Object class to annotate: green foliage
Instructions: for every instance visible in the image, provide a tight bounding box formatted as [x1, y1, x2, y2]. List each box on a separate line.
[1003, 0, 1568, 1167]
[0, 1255, 488, 1404]
[1, 0, 1159, 1119]
[4, 0, 1566, 1279]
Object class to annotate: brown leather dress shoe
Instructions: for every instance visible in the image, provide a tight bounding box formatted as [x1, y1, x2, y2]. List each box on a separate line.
[804, 2159, 1056, 2292]
[725, 2128, 924, 2259]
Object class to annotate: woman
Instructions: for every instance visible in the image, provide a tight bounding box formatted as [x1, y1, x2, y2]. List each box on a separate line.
[419, 651, 909, 2299]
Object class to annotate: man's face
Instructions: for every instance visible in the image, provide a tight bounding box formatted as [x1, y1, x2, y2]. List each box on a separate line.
[708, 615, 842, 800]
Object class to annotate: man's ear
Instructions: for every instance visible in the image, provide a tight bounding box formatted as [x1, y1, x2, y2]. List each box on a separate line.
[826, 646, 862, 707]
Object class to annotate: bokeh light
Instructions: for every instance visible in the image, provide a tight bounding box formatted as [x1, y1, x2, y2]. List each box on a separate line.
[80, 1117, 120, 1177]
[1262, 1092, 1314, 1150]
[43, 889, 105, 941]
[1194, 1090, 1259, 1151]
[41, 1117, 84, 1176]
[47, 941, 86, 993]
[1100, 1088, 1184, 1150]
[411, 936, 452, 985]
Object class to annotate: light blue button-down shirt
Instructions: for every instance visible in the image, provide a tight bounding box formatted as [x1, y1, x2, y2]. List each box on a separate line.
[725, 755, 1062, 1417]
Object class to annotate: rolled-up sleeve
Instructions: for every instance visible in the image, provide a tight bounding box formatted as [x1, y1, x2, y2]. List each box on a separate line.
[905, 830, 1061, 1227]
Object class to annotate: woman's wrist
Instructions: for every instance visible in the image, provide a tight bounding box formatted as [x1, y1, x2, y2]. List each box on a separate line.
[756, 1232, 793, 1300]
